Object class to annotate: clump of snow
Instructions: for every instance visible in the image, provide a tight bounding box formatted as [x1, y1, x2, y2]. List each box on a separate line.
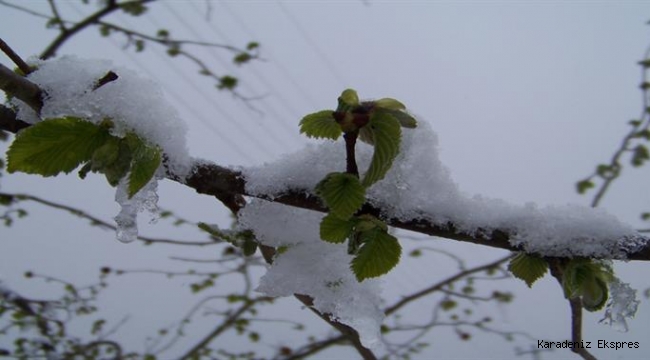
[238, 200, 385, 352]
[599, 278, 640, 332]
[10, 56, 192, 243]
[11, 55, 191, 176]
[244, 121, 647, 259]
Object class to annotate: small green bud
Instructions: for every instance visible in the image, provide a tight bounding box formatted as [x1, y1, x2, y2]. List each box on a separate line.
[339, 89, 359, 107]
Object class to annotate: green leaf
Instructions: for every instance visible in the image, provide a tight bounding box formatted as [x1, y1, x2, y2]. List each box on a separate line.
[582, 277, 608, 312]
[507, 253, 548, 287]
[339, 89, 359, 107]
[320, 214, 355, 243]
[217, 75, 238, 90]
[7, 117, 110, 176]
[632, 144, 649, 167]
[241, 237, 258, 256]
[576, 179, 594, 194]
[362, 112, 401, 187]
[351, 228, 401, 281]
[234, 52, 252, 64]
[103, 139, 132, 186]
[299, 110, 340, 140]
[126, 133, 161, 198]
[90, 136, 121, 171]
[562, 261, 591, 299]
[375, 108, 417, 128]
[315, 172, 365, 219]
[374, 98, 405, 110]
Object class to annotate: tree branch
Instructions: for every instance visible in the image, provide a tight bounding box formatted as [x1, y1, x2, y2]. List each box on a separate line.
[40, 0, 156, 60]
[0, 63, 43, 112]
[0, 104, 30, 133]
[384, 254, 513, 316]
[1, 67, 650, 261]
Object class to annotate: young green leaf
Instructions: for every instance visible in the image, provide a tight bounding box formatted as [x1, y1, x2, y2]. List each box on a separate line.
[507, 253, 548, 287]
[90, 136, 121, 171]
[125, 133, 161, 198]
[362, 112, 401, 187]
[103, 139, 132, 186]
[581, 277, 609, 312]
[351, 228, 401, 281]
[374, 98, 405, 111]
[576, 179, 594, 194]
[7, 117, 110, 176]
[299, 110, 341, 140]
[320, 214, 355, 243]
[375, 108, 417, 128]
[315, 172, 365, 219]
[339, 89, 360, 107]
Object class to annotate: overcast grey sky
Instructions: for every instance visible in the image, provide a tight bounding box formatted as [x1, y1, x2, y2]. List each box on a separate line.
[2, 1, 650, 359]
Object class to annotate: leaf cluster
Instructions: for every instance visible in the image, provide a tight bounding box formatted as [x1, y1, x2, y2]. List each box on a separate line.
[561, 259, 612, 312]
[300, 89, 419, 281]
[7, 117, 161, 198]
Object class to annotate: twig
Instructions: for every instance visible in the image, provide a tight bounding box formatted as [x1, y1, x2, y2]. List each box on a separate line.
[40, 0, 156, 59]
[0, 192, 221, 246]
[0, 37, 33, 75]
[569, 297, 597, 360]
[46, 0, 67, 33]
[344, 132, 359, 177]
[92, 71, 118, 90]
[385, 254, 513, 315]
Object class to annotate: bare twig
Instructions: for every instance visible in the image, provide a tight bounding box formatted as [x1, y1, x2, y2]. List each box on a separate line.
[46, 0, 67, 33]
[385, 254, 513, 315]
[0, 192, 221, 246]
[0, 37, 33, 74]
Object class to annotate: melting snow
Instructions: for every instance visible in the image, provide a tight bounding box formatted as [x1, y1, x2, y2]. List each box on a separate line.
[238, 200, 385, 352]
[11, 56, 191, 243]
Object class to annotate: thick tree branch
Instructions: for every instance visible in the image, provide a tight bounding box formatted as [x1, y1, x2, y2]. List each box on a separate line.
[0, 63, 43, 112]
[0, 104, 29, 133]
[1, 68, 650, 261]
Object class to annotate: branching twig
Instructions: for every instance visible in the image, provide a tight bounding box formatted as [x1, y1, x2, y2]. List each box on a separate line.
[385, 254, 513, 315]
[40, 0, 156, 60]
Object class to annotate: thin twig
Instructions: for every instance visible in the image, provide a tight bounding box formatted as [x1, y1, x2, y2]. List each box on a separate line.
[0, 37, 33, 74]
[0, 192, 221, 246]
[40, 0, 156, 59]
[46, 0, 67, 32]
[385, 254, 513, 315]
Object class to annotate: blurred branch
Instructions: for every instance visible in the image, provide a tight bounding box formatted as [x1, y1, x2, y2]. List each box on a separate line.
[0, 192, 222, 246]
[385, 254, 513, 316]
[178, 297, 272, 359]
[579, 44, 650, 208]
[40, 0, 156, 60]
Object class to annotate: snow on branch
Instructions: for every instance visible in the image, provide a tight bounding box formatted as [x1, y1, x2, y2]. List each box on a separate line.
[1, 57, 650, 261]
